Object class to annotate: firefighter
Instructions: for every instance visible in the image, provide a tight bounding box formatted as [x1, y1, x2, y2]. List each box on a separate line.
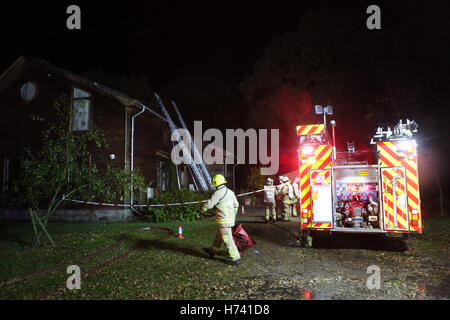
[201, 174, 241, 266]
[292, 177, 300, 217]
[278, 176, 292, 221]
[286, 177, 295, 218]
[263, 177, 277, 223]
[275, 176, 285, 219]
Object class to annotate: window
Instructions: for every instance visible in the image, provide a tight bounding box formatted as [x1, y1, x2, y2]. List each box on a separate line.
[20, 82, 37, 101]
[72, 87, 91, 131]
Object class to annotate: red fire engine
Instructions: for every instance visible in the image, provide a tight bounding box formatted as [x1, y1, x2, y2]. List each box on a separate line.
[297, 108, 422, 246]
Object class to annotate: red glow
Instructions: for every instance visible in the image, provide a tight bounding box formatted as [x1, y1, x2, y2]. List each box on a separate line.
[279, 153, 291, 166]
[304, 290, 311, 300]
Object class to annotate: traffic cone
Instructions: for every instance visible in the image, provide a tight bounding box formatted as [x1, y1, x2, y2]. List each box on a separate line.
[177, 224, 184, 239]
[241, 204, 245, 215]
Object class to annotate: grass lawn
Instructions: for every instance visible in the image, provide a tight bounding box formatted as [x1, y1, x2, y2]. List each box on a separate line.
[0, 217, 448, 300]
[0, 219, 246, 300]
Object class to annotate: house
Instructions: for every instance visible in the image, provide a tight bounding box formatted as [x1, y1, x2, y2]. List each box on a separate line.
[0, 55, 172, 215]
[204, 147, 236, 191]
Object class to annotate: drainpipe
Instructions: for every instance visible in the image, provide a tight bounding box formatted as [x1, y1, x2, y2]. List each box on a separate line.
[130, 105, 146, 212]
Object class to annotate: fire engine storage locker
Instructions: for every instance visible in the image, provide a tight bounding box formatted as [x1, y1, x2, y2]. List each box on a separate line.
[333, 165, 380, 230]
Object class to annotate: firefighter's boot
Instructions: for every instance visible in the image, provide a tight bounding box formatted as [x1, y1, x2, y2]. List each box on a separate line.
[223, 259, 240, 266]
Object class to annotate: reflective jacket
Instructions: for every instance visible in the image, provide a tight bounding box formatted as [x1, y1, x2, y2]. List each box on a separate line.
[287, 182, 294, 199]
[264, 185, 277, 203]
[278, 183, 291, 202]
[203, 185, 239, 227]
[292, 182, 300, 199]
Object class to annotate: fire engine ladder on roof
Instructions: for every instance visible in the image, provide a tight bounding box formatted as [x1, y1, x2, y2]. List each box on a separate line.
[154, 93, 209, 192]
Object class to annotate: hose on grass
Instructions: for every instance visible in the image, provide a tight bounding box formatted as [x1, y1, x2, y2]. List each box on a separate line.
[0, 226, 175, 299]
[40, 227, 175, 299]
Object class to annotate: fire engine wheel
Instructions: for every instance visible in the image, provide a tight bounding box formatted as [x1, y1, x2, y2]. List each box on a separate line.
[311, 231, 331, 248]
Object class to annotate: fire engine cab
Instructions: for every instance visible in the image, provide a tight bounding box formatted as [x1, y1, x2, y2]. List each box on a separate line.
[297, 113, 422, 245]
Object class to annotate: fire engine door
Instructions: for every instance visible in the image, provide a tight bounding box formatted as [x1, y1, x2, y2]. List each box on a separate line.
[381, 167, 409, 231]
[310, 169, 333, 226]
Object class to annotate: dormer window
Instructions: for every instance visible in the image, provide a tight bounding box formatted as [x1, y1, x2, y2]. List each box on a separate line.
[72, 87, 91, 131]
[20, 82, 37, 101]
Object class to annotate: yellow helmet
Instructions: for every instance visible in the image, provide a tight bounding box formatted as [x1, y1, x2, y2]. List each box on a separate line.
[212, 174, 227, 187]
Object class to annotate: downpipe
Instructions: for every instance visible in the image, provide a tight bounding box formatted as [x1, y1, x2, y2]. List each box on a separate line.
[130, 105, 146, 215]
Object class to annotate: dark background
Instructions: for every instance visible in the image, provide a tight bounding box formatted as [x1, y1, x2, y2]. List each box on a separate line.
[1, 0, 449, 215]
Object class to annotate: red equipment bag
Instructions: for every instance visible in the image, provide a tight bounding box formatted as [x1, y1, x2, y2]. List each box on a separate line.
[232, 224, 255, 254]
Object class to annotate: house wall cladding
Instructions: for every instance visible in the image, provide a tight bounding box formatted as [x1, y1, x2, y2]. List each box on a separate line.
[0, 60, 172, 197]
[0, 63, 127, 169]
[132, 112, 169, 187]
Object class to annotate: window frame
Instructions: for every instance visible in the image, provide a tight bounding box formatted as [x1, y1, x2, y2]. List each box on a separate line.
[19, 81, 39, 103]
[71, 86, 93, 132]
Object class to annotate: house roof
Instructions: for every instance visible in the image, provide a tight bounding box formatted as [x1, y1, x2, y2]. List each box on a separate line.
[0, 55, 167, 122]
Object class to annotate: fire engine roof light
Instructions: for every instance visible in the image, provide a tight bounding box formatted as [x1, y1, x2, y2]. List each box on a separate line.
[324, 106, 333, 115]
[315, 105, 323, 114]
[397, 140, 414, 152]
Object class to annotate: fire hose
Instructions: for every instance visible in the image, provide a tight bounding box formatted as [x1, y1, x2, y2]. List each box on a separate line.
[0, 226, 174, 299]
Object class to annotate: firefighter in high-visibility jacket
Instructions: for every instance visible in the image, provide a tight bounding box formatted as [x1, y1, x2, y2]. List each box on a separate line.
[278, 176, 293, 221]
[264, 177, 277, 223]
[201, 174, 241, 266]
[292, 177, 300, 217]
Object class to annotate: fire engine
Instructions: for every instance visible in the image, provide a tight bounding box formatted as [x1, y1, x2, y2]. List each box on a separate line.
[297, 107, 422, 246]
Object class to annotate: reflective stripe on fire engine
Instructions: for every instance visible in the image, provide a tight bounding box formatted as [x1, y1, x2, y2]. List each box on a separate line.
[312, 223, 332, 229]
[299, 145, 332, 230]
[377, 141, 422, 233]
[381, 168, 408, 231]
[296, 124, 325, 136]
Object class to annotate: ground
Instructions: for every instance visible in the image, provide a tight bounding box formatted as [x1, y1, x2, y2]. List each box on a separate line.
[0, 206, 448, 300]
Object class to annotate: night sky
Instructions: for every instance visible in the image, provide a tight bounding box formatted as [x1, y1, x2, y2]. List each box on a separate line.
[1, 1, 450, 199]
[0, 0, 408, 88]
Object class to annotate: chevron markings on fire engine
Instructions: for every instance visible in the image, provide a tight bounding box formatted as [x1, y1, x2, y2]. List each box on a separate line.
[296, 124, 325, 136]
[299, 145, 333, 229]
[377, 141, 421, 232]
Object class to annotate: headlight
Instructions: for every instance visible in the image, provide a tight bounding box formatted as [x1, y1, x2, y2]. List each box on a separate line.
[397, 140, 414, 152]
[301, 146, 314, 154]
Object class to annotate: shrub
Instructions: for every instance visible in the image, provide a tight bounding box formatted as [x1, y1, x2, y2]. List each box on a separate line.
[145, 189, 213, 223]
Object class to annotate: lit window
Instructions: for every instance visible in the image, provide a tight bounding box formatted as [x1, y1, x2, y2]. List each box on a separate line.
[20, 82, 37, 101]
[72, 88, 91, 131]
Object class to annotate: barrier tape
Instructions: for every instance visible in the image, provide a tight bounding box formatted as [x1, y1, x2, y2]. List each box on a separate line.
[61, 186, 275, 208]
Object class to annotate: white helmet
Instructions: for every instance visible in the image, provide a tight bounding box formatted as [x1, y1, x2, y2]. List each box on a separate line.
[266, 177, 274, 185]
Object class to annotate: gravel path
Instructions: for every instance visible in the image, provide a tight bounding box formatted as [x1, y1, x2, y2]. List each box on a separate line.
[227, 206, 449, 300]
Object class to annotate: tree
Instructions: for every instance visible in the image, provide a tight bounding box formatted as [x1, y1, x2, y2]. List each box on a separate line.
[15, 95, 147, 246]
